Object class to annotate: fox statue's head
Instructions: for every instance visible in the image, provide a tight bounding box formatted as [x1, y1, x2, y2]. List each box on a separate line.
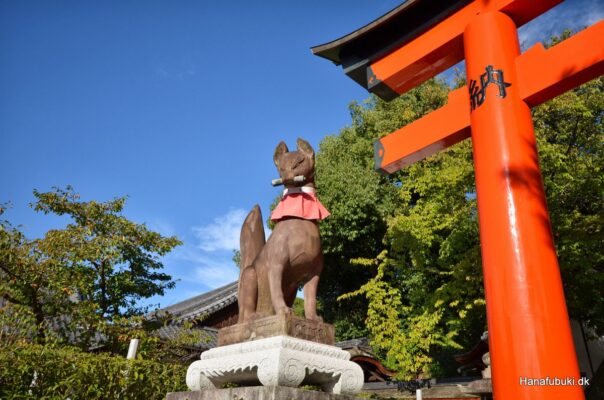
[273, 138, 315, 188]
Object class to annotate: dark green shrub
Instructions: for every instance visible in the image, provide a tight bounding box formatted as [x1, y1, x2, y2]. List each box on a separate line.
[0, 342, 187, 399]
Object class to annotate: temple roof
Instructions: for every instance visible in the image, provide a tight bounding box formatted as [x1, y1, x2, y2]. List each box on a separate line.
[311, 0, 470, 95]
[155, 281, 238, 322]
[155, 325, 219, 351]
[336, 337, 372, 353]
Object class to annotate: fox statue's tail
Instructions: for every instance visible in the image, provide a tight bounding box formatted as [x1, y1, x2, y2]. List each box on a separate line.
[240, 205, 265, 270]
[237, 205, 266, 322]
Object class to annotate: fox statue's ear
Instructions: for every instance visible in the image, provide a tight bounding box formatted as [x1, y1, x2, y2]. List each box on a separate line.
[274, 141, 289, 167]
[296, 138, 314, 159]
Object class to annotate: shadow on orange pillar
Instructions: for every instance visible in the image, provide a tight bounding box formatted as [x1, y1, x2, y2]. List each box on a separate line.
[464, 11, 584, 400]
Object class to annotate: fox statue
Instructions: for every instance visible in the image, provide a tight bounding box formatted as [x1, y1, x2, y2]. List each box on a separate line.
[237, 138, 329, 324]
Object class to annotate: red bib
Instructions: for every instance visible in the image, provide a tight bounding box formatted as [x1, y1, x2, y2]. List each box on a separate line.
[270, 188, 330, 222]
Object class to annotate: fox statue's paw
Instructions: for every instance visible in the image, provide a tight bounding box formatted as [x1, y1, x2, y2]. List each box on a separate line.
[241, 312, 258, 324]
[306, 314, 323, 323]
[254, 311, 270, 319]
[276, 306, 293, 318]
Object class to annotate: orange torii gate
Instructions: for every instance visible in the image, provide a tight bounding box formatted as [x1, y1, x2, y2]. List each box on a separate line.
[313, 0, 603, 399]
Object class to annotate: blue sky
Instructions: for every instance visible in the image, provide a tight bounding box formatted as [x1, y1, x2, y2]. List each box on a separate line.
[2, 0, 602, 308]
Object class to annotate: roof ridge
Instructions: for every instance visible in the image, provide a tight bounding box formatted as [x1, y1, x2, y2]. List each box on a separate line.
[154, 280, 238, 318]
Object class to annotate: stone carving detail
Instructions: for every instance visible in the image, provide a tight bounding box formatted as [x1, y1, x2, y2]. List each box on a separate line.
[481, 352, 491, 379]
[185, 364, 213, 391]
[218, 313, 335, 346]
[186, 336, 364, 395]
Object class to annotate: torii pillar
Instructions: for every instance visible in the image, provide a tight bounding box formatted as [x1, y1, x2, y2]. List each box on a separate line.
[313, 1, 603, 398]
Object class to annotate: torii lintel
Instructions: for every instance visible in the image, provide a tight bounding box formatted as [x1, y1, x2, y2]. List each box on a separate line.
[374, 20, 604, 174]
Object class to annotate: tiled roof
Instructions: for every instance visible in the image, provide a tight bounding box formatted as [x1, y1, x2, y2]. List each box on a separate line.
[154, 281, 238, 322]
[155, 325, 219, 350]
[336, 337, 371, 351]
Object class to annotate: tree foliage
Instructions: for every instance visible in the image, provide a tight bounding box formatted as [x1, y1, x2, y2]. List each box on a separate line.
[316, 61, 603, 378]
[314, 79, 452, 340]
[0, 214, 88, 344]
[534, 75, 604, 333]
[0, 186, 182, 349]
[0, 342, 187, 399]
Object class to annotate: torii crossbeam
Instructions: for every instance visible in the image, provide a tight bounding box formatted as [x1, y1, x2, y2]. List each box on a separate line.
[313, 1, 603, 399]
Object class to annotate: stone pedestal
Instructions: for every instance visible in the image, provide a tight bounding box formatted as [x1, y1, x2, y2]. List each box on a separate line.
[186, 335, 364, 395]
[461, 350, 492, 397]
[167, 386, 361, 400]
[218, 314, 335, 346]
[461, 378, 493, 396]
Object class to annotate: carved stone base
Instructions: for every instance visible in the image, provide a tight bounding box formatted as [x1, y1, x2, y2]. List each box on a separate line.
[461, 378, 493, 395]
[218, 314, 335, 346]
[186, 336, 364, 395]
[167, 386, 361, 400]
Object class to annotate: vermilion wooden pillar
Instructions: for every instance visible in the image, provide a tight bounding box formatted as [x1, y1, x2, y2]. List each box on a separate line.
[464, 12, 583, 399]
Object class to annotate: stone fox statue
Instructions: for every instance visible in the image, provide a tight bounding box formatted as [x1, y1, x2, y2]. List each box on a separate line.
[237, 138, 329, 324]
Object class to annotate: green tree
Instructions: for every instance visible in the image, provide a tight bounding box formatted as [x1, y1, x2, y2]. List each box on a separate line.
[314, 78, 452, 340]
[336, 135, 484, 378]
[0, 212, 87, 344]
[0, 187, 182, 347]
[534, 75, 604, 335]
[31, 186, 181, 318]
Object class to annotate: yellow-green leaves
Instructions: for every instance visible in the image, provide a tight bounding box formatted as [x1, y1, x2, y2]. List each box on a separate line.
[339, 251, 461, 379]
